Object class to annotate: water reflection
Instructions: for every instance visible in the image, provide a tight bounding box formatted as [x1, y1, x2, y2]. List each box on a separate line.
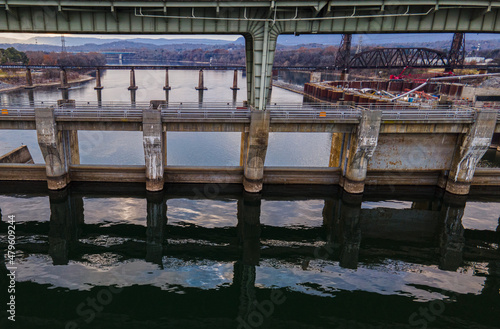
[0, 184, 499, 328]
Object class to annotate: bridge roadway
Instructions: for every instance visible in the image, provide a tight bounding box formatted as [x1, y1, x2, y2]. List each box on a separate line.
[0, 101, 499, 196]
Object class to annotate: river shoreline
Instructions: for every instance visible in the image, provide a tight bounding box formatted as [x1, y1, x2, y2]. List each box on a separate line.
[0, 75, 95, 93]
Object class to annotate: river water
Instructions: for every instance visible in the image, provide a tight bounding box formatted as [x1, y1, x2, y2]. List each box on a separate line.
[0, 70, 499, 328]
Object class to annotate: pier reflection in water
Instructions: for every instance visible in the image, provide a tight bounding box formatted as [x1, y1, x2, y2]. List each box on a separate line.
[0, 183, 499, 328]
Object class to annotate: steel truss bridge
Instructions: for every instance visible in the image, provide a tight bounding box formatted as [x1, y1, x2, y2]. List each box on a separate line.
[349, 48, 451, 69]
[0, 62, 499, 72]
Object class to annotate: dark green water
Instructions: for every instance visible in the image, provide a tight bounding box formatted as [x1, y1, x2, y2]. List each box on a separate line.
[0, 183, 499, 329]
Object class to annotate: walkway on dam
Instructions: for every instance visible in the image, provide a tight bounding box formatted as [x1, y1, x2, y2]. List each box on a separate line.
[0, 102, 492, 123]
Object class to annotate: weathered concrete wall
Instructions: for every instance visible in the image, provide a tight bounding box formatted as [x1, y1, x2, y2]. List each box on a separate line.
[0, 145, 34, 164]
[143, 109, 164, 191]
[368, 134, 457, 170]
[341, 110, 382, 194]
[462, 86, 500, 101]
[446, 110, 497, 195]
[35, 108, 70, 190]
[243, 110, 270, 193]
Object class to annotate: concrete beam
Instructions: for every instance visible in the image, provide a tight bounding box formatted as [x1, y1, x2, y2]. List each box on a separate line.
[2, 5, 500, 35]
[243, 110, 270, 193]
[341, 110, 382, 194]
[143, 109, 164, 191]
[446, 110, 497, 195]
[35, 108, 70, 190]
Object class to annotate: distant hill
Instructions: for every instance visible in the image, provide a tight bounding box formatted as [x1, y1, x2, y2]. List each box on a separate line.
[1, 33, 499, 54]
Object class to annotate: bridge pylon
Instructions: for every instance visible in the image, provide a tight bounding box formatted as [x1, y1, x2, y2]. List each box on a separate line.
[336, 34, 352, 81]
[446, 33, 466, 72]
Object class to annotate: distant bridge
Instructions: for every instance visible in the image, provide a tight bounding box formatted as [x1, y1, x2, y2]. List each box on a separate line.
[1, 63, 499, 72]
[349, 48, 450, 69]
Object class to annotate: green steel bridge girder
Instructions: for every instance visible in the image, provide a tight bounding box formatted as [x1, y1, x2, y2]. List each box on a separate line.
[0, 1, 500, 35]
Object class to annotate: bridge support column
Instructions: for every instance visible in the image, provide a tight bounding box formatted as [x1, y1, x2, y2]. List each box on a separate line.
[163, 69, 171, 91]
[341, 110, 382, 194]
[446, 110, 497, 195]
[143, 109, 164, 192]
[128, 68, 138, 90]
[231, 69, 240, 90]
[244, 24, 278, 110]
[25, 68, 34, 89]
[243, 110, 270, 193]
[195, 69, 207, 90]
[35, 108, 71, 190]
[59, 69, 69, 89]
[94, 69, 103, 90]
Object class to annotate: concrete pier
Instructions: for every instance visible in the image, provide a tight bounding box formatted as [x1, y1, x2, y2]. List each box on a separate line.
[128, 68, 138, 90]
[24, 68, 35, 89]
[58, 69, 69, 90]
[35, 108, 71, 190]
[341, 110, 382, 194]
[142, 109, 165, 192]
[230, 69, 240, 90]
[163, 69, 171, 91]
[195, 69, 208, 90]
[243, 110, 270, 193]
[446, 109, 497, 195]
[94, 69, 103, 90]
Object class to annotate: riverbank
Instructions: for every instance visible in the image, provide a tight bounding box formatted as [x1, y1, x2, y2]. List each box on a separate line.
[0, 75, 95, 93]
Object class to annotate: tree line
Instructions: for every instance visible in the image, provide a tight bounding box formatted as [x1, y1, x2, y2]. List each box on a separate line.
[126, 46, 340, 67]
[0, 47, 29, 64]
[25, 51, 106, 66]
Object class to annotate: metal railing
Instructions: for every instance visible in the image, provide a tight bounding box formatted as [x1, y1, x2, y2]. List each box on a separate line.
[160, 102, 250, 120]
[267, 103, 362, 120]
[0, 102, 497, 123]
[54, 108, 143, 119]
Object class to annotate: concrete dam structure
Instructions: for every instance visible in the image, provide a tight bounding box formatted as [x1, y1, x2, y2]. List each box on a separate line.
[0, 101, 499, 195]
[1, 1, 500, 195]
